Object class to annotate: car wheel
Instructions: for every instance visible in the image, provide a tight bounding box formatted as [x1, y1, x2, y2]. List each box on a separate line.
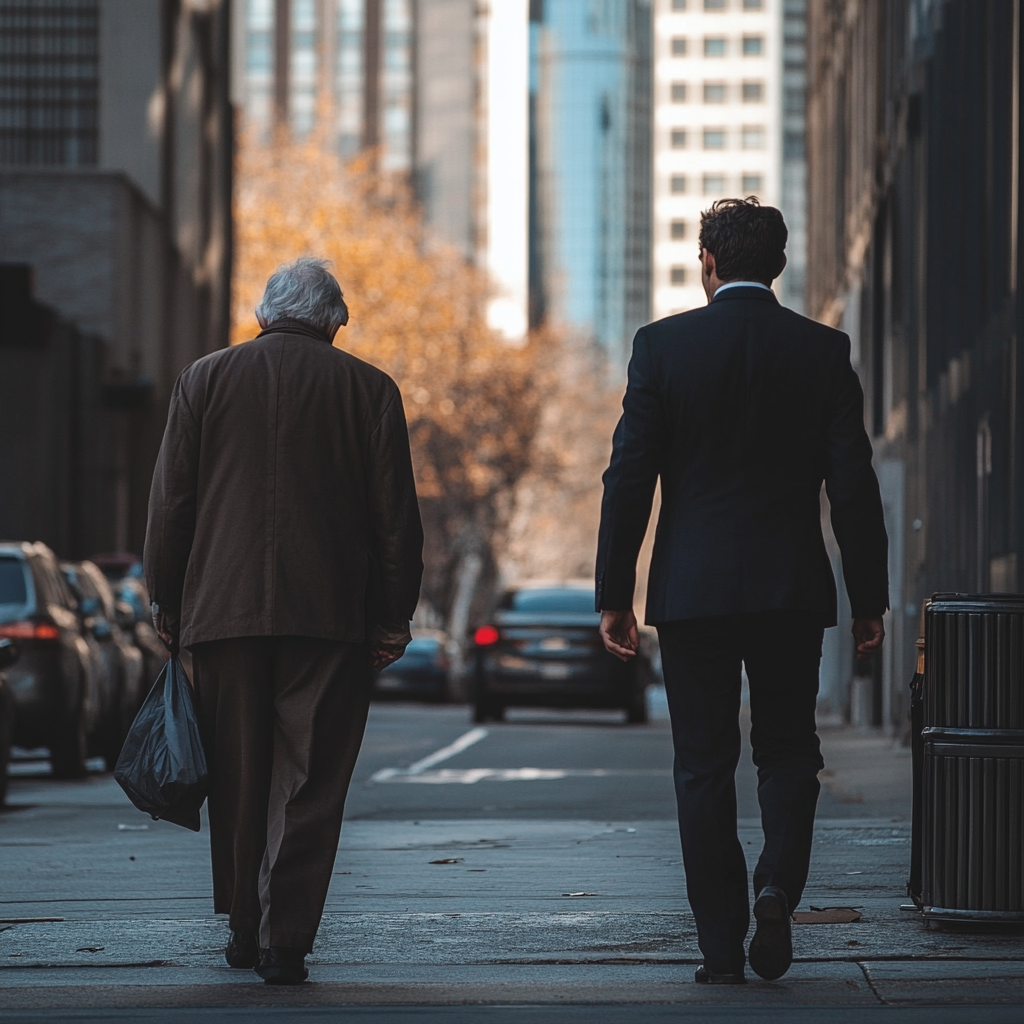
[626, 688, 648, 725]
[473, 699, 505, 723]
[50, 678, 89, 779]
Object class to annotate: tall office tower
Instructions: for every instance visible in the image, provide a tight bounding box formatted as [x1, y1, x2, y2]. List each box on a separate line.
[235, 0, 414, 169]
[530, 0, 653, 366]
[776, 0, 805, 312]
[0, 0, 233, 555]
[652, 0, 783, 319]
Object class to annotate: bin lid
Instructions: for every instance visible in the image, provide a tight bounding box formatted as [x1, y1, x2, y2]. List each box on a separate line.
[929, 593, 1024, 613]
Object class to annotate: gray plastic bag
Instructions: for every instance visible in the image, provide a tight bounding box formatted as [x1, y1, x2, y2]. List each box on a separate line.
[114, 656, 208, 831]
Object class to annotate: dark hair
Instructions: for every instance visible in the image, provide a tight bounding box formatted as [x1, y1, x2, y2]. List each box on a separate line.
[698, 197, 788, 283]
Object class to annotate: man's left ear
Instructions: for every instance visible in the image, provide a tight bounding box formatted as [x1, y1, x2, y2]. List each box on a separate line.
[256, 311, 268, 329]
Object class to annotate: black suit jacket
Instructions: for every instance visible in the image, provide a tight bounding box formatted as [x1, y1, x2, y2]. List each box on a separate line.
[596, 287, 888, 627]
[145, 318, 424, 648]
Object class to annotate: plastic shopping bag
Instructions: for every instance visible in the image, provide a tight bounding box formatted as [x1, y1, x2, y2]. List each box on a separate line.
[114, 655, 209, 831]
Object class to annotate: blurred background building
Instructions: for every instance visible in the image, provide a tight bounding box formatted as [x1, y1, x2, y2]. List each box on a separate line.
[0, 0, 233, 557]
[653, 0, 794, 318]
[806, 0, 1022, 732]
[529, 0, 652, 365]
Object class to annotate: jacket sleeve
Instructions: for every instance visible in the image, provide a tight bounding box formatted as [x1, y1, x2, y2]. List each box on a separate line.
[823, 337, 890, 618]
[595, 330, 665, 611]
[143, 374, 201, 628]
[365, 388, 424, 645]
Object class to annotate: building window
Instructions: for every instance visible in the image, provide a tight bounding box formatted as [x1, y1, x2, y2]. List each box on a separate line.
[672, 37, 688, 56]
[742, 81, 764, 102]
[336, 0, 365, 156]
[670, 219, 687, 240]
[671, 129, 688, 148]
[785, 86, 805, 114]
[290, 0, 319, 137]
[743, 0, 763, 8]
[703, 173, 725, 194]
[381, 0, 414, 171]
[742, 35, 764, 56]
[671, 266, 688, 285]
[672, 0, 687, 9]
[742, 173, 763, 193]
[704, 37, 727, 57]
[741, 126, 766, 149]
[703, 82, 727, 103]
[703, 128, 726, 149]
[0, 0, 100, 166]
[671, 82, 688, 102]
[703, 0, 726, 8]
[671, 174, 688, 193]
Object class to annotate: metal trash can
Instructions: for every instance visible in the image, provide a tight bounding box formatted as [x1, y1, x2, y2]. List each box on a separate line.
[920, 593, 1024, 923]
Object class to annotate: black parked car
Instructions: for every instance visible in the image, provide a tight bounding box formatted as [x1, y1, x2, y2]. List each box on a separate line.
[373, 631, 450, 702]
[0, 638, 18, 804]
[0, 542, 110, 777]
[471, 583, 654, 724]
[61, 560, 145, 765]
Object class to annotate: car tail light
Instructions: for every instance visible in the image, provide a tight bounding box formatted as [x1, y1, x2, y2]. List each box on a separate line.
[0, 621, 60, 641]
[474, 625, 500, 646]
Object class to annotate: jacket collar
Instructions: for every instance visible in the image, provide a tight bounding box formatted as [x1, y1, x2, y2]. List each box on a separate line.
[710, 285, 779, 305]
[256, 317, 334, 343]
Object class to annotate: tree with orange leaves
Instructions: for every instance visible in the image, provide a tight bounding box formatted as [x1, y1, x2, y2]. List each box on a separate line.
[232, 134, 542, 635]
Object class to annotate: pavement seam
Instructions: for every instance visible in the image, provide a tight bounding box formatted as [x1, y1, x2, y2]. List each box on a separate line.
[856, 961, 888, 1005]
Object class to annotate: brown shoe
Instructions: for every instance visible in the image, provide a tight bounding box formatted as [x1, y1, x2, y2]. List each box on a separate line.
[255, 946, 309, 984]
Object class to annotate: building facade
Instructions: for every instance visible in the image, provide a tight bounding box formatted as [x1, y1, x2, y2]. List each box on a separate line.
[529, 0, 653, 365]
[806, 0, 1022, 730]
[0, 0, 233, 556]
[652, 0, 783, 319]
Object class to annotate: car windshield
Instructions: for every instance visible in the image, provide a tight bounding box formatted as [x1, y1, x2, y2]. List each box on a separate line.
[504, 588, 595, 614]
[0, 557, 29, 606]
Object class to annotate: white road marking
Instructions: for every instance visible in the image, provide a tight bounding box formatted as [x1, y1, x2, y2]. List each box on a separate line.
[374, 766, 668, 785]
[370, 727, 489, 783]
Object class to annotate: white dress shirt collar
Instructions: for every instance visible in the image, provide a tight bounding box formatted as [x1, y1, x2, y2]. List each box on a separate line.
[714, 280, 772, 295]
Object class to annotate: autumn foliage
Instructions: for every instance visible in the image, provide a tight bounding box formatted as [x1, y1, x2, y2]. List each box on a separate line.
[232, 133, 542, 622]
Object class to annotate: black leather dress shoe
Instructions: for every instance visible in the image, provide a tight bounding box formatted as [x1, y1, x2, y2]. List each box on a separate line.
[225, 928, 258, 969]
[748, 885, 793, 980]
[255, 946, 309, 984]
[694, 964, 746, 985]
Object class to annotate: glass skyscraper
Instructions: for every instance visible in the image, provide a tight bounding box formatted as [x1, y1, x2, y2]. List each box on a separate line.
[530, 0, 652, 364]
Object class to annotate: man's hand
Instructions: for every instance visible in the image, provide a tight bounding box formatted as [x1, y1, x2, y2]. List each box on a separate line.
[371, 643, 407, 671]
[152, 606, 179, 656]
[853, 617, 885, 661]
[600, 609, 639, 662]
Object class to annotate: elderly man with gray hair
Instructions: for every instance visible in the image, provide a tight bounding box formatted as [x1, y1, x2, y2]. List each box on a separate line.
[145, 257, 423, 983]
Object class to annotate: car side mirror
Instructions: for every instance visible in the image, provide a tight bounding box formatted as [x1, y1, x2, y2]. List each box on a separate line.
[0, 638, 20, 670]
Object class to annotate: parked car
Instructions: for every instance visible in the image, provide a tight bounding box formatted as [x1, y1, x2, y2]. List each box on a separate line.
[0, 541, 108, 777]
[61, 561, 145, 765]
[90, 554, 169, 686]
[0, 638, 18, 804]
[373, 630, 450, 702]
[471, 582, 654, 724]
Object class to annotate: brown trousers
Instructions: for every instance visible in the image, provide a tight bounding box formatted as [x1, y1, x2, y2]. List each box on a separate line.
[190, 636, 371, 952]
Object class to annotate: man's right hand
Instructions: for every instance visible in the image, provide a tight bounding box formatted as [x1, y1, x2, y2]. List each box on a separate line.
[600, 609, 639, 662]
[371, 643, 407, 671]
[853, 617, 885, 661]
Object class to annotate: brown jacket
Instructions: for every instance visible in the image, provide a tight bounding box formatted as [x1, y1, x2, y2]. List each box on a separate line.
[144, 319, 423, 649]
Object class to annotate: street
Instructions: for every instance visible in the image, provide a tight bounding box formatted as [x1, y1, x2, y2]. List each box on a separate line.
[1, 694, 1021, 1022]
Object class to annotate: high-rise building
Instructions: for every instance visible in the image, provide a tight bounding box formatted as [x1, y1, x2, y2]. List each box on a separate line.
[652, 0, 784, 319]
[530, 0, 653, 365]
[0, 0, 233, 555]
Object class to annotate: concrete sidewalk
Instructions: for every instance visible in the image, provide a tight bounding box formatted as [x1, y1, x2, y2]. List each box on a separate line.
[1, 717, 1021, 1013]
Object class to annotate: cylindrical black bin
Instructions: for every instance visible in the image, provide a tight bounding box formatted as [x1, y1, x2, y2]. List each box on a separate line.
[921, 594, 1024, 923]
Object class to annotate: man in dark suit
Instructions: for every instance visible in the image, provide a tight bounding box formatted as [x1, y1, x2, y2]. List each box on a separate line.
[145, 257, 423, 984]
[596, 199, 888, 984]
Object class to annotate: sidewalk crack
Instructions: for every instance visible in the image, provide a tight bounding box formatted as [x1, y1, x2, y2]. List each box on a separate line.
[857, 961, 888, 1005]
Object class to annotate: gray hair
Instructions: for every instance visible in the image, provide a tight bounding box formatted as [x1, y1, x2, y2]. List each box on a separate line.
[255, 257, 348, 333]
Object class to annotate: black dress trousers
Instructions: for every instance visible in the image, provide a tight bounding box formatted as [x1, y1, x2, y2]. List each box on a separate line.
[658, 610, 825, 973]
[191, 635, 372, 953]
